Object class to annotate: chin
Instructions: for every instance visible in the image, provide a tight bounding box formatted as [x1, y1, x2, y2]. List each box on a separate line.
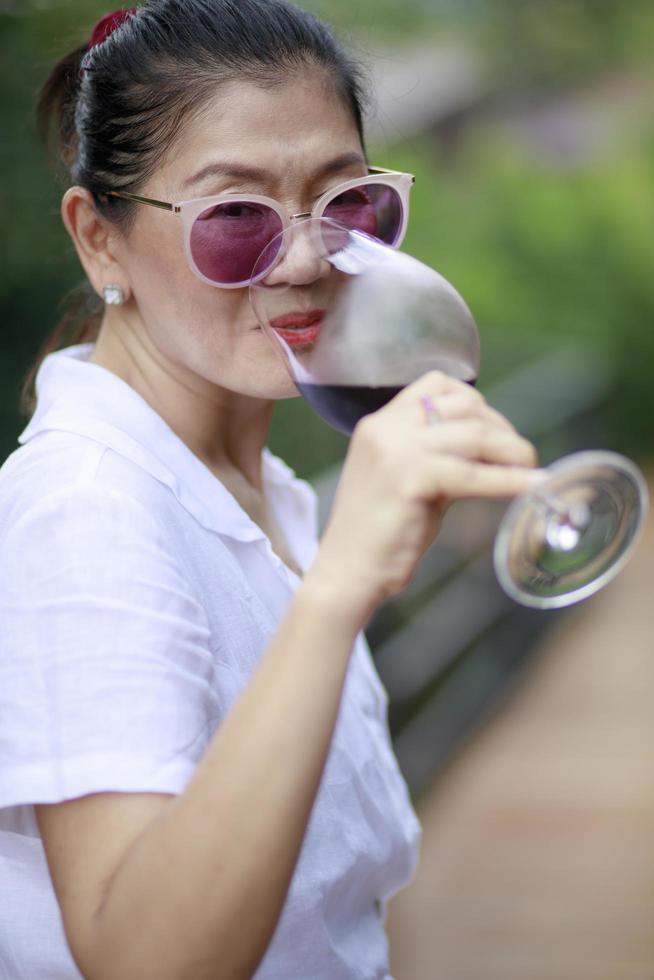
[262, 374, 300, 401]
[230, 359, 299, 401]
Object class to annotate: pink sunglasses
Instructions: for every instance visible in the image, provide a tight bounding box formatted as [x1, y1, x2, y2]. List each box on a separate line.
[103, 166, 415, 289]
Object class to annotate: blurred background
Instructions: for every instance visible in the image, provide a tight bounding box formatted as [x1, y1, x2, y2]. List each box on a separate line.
[2, 2, 653, 977]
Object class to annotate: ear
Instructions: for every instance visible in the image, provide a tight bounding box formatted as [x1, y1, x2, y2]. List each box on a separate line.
[61, 187, 132, 303]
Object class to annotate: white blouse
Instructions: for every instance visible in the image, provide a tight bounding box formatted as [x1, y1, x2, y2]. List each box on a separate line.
[0, 345, 420, 980]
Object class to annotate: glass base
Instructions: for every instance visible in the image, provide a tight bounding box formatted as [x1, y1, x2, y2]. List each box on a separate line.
[493, 450, 648, 609]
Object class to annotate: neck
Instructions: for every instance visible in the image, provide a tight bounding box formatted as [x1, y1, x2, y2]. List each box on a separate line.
[91, 315, 274, 491]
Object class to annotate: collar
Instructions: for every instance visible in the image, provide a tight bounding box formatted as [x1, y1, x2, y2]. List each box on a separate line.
[19, 345, 315, 543]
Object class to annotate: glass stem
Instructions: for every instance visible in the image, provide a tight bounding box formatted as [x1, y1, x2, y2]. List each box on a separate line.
[532, 490, 572, 521]
[532, 491, 591, 532]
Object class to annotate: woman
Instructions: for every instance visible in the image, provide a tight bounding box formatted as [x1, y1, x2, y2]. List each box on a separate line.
[0, 2, 538, 978]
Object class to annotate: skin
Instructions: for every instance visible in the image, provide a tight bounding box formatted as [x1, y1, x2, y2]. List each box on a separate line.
[37, 66, 542, 980]
[62, 70, 368, 571]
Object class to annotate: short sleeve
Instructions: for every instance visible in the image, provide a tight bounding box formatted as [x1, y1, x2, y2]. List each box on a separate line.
[0, 484, 219, 809]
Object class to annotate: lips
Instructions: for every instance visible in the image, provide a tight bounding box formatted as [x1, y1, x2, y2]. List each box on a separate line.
[270, 309, 324, 348]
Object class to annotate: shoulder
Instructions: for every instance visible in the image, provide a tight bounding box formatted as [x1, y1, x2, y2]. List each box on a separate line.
[0, 431, 185, 593]
[1, 428, 177, 535]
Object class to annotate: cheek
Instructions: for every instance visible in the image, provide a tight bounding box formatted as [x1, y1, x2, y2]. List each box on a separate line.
[143, 272, 248, 357]
[129, 222, 246, 341]
[122, 218, 293, 394]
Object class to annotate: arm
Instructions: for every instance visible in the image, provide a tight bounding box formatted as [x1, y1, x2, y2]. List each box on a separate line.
[36, 372, 539, 980]
[38, 576, 365, 980]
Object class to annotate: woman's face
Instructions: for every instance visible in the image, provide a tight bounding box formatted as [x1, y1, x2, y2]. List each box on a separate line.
[114, 69, 368, 401]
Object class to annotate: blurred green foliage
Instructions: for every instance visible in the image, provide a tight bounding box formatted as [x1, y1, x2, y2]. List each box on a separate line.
[464, 0, 654, 92]
[388, 132, 654, 454]
[1, 0, 653, 474]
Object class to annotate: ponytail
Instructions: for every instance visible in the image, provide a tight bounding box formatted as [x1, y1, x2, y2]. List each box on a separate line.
[25, 43, 103, 415]
[37, 43, 87, 170]
[20, 284, 102, 417]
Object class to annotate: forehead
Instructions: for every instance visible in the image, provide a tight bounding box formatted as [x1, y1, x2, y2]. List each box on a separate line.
[161, 70, 363, 194]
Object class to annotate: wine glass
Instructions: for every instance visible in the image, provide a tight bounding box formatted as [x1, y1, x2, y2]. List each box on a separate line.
[250, 217, 648, 609]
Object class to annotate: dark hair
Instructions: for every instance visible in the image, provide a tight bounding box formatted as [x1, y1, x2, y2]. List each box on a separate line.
[24, 0, 368, 412]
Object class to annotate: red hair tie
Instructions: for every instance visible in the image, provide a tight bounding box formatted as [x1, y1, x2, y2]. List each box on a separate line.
[88, 8, 137, 51]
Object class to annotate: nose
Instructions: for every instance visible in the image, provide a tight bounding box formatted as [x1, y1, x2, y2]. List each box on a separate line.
[261, 220, 331, 287]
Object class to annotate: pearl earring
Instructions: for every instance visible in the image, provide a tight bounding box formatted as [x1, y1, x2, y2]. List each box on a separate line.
[103, 284, 125, 306]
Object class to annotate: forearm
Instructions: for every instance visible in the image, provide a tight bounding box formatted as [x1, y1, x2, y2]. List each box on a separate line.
[85, 569, 368, 980]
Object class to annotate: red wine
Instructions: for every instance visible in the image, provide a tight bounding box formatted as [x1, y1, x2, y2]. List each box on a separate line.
[297, 378, 478, 435]
[296, 383, 401, 434]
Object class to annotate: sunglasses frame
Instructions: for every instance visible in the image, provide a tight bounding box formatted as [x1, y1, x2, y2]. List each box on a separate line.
[101, 166, 415, 289]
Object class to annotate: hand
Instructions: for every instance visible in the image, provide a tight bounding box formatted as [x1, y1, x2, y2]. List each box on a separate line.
[310, 370, 540, 621]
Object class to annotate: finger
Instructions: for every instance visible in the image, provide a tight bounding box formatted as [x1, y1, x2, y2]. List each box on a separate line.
[424, 391, 516, 433]
[380, 372, 520, 438]
[387, 376, 485, 426]
[449, 398, 516, 433]
[421, 419, 538, 468]
[397, 370, 480, 406]
[414, 454, 545, 501]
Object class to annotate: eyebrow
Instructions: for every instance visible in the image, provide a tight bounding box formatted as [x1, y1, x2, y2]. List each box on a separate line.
[182, 151, 367, 190]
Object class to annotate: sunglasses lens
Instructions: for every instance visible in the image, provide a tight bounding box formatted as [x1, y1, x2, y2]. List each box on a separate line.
[322, 182, 403, 246]
[190, 201, 284, 285]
